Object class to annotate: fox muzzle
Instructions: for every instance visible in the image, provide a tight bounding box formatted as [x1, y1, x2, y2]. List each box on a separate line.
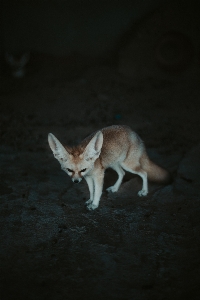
[72, 178, 82, 184]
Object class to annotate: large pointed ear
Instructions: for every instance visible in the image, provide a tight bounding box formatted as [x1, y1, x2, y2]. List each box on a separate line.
[83, 131, 103, 161]
[48, 133, 68, 161]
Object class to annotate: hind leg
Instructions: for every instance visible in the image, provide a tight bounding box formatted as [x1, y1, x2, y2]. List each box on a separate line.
[106, 164, 125, 193]
[121, 162, 148, 196]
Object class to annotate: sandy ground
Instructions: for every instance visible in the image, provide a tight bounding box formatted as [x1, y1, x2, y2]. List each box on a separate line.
[0, 50, 200, 300]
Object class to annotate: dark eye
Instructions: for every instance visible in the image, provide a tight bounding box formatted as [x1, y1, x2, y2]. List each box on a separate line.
[67, 168, 73, 172]
[81, 168, 87, 172]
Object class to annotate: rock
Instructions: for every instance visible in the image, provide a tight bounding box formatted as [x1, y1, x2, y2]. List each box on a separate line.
[153, 185, 174, 204]
[175, 143, 200, 195]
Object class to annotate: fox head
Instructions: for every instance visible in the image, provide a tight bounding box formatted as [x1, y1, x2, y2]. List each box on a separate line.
[48, 131, 103, 183]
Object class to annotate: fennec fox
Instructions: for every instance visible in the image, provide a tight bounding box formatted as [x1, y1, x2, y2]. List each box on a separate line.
[48, 125, 170, 210]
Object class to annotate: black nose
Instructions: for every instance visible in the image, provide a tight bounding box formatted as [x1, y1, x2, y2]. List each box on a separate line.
[74, 180, 79, 184]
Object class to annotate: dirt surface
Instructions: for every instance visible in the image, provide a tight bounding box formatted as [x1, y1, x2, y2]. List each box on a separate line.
[0, 50, 200, 300]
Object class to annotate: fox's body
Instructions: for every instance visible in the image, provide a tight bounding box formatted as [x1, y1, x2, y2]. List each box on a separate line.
[48, 125, 170, 210]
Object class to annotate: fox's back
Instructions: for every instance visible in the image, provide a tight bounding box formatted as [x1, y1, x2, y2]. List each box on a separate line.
[80, 125, 144, 167]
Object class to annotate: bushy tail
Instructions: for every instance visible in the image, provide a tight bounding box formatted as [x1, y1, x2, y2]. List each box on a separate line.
[140, 153, 171, 184]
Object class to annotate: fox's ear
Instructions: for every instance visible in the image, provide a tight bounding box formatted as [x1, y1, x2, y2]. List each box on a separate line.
[48, 133, 68, 161]
[83, 131, 103, 161]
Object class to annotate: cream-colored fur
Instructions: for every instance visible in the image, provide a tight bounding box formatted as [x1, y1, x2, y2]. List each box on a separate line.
[48, 125, 170, 210]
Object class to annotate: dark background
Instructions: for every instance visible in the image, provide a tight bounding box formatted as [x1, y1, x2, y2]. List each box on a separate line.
[0, 0, 200, 299]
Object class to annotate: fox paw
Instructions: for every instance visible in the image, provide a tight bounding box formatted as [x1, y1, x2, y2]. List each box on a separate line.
[138, 189, 148, 197]
[85, 199, 93, 205]
[87, 203, 98, 210]
[106, 186, 118, 193]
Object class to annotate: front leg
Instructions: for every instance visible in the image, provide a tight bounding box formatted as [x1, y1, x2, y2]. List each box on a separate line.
[84, 176, 94, 205]
[87, 172, 104, 210]
[106, 164, 125, 193]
